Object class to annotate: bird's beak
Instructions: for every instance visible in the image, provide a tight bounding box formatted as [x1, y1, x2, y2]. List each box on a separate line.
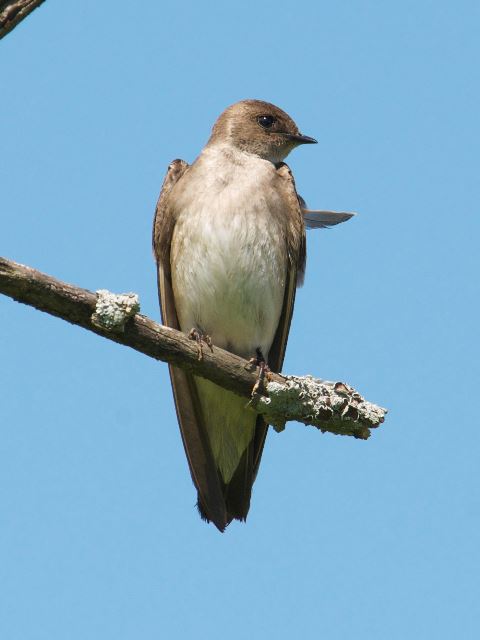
[280, 132, 318, 145]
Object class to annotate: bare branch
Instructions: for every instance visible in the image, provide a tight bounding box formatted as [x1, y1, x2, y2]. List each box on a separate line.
[0, 0, 45, 40]
[0, 256, 387, 438]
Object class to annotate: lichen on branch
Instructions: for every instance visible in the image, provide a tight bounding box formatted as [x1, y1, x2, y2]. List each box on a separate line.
[0, 256, 387, 437]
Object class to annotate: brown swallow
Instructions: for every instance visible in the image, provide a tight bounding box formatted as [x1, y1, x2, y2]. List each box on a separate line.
[153, 99, 354, 531]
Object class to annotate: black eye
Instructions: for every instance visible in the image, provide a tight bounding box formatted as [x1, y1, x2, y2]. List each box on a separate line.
[257, 115, 276, 129]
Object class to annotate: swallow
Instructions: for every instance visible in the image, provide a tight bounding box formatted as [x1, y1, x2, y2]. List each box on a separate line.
[153, 99, 354, 530]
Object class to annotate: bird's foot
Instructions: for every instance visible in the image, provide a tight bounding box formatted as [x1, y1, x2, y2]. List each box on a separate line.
[249, 348, 272, 399]
[188, 328, 213, 361]
[245, 347, 269, 372]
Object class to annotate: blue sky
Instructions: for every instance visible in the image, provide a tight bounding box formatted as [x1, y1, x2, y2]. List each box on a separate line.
[1, 1, 479, 638]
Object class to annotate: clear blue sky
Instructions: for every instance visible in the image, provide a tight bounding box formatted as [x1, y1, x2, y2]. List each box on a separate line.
[1, 1, 479, 638]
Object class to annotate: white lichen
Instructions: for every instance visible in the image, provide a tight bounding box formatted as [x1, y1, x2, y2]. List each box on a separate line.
[256, 375, 387, 438]
[91, 290, 140, 332]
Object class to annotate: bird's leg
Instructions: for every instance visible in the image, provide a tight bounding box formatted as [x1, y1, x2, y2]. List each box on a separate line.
[250, 348, 272, 398]
[188, 328, 213, 361]
[245, 347, 267, 371]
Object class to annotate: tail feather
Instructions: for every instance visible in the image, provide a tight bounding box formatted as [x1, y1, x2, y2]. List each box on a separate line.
[224, 442, 254, 522]
[196, 496, 229, 532]
[196, 415, 268, 529]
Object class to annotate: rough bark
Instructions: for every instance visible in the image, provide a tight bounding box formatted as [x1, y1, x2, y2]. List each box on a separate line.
[0, 0, 45, 40]
[0, 256, 387, 438]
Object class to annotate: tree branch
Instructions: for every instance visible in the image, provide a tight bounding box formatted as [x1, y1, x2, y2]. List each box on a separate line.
[0, 0, 45, 40]
[0, 256, 387, 438]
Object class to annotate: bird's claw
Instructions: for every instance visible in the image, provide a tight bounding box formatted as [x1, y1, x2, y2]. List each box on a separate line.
[188, 328, 213, 361]
[244, 356, 258, 371]
[248, 349, 271, 401]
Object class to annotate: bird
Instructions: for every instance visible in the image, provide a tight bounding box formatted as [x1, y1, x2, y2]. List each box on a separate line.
[153, 99, 354, 531]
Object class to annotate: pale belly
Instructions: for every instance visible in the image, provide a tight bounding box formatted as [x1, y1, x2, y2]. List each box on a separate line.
[171, 203, 287, 360]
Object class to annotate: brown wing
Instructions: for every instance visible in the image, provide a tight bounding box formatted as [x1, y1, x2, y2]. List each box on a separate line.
[251, 162, 306, 476]
[153, 159, 228, 531]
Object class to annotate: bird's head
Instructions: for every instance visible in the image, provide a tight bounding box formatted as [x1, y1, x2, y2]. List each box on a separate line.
[208, 99, 317, 163]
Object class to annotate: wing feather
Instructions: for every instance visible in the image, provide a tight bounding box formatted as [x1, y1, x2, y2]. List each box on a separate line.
[303, 209, 356, 229]
[153, 160, 228, 531]
[252, 162, 306, 474]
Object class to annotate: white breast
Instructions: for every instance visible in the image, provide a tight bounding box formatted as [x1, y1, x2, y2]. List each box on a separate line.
[170, 145, 287, 359]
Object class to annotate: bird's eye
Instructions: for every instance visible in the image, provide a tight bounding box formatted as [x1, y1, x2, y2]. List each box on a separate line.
[257, 115, 276, 129]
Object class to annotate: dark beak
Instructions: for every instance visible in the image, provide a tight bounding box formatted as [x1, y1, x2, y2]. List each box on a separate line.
[281, 132, 318, 145]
